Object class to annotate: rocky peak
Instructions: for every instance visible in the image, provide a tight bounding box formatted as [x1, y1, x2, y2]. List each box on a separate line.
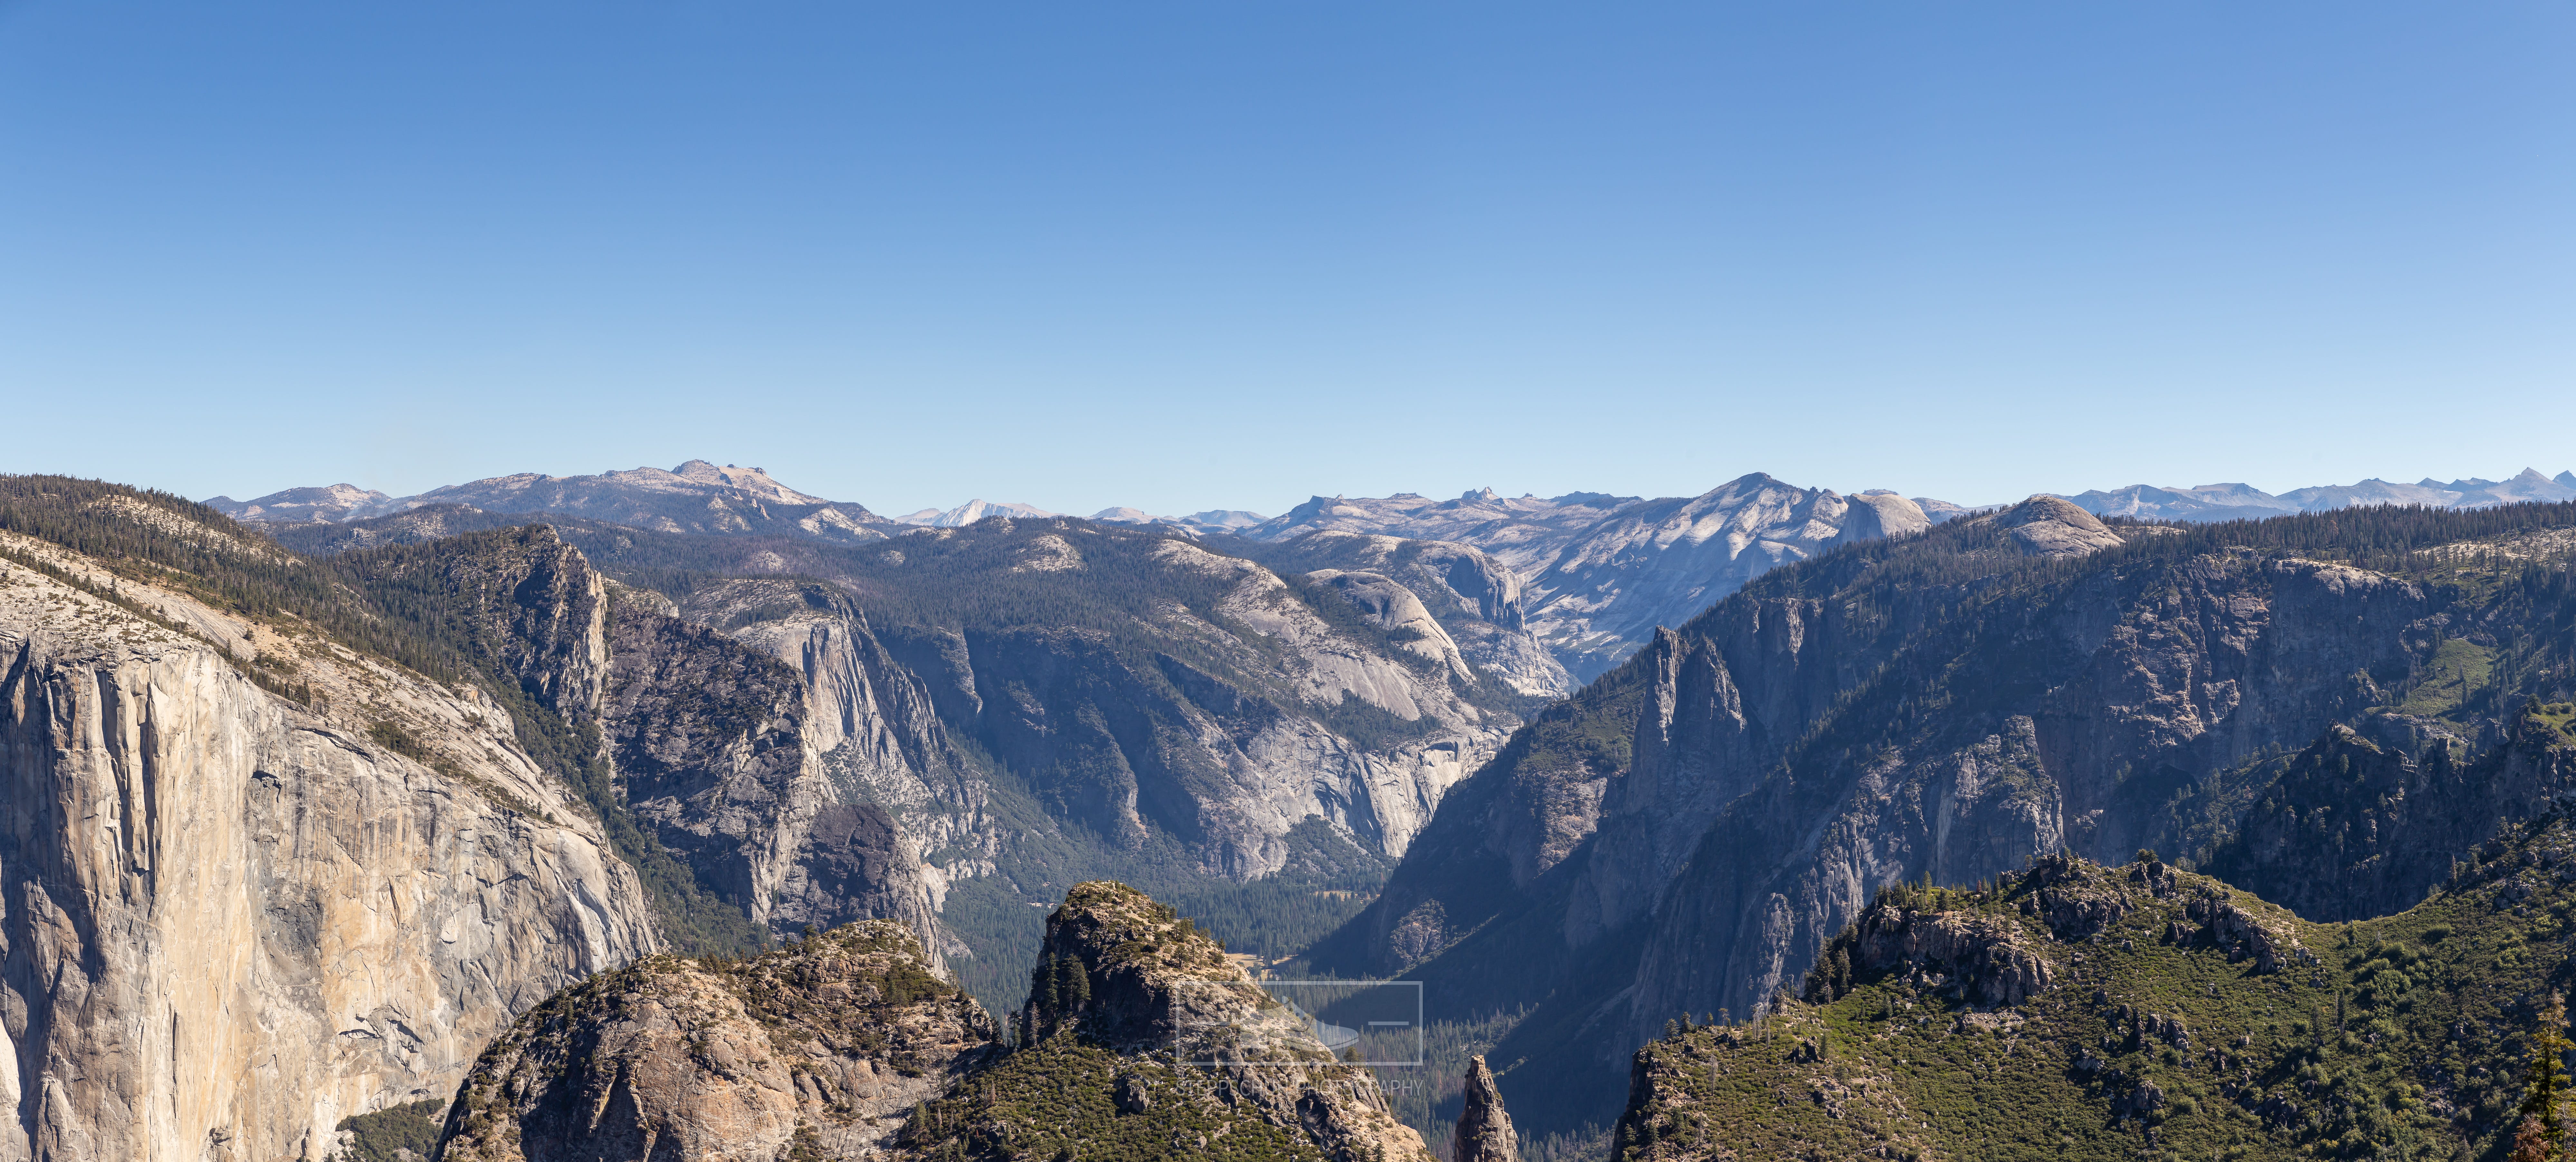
[664, 459, 833, 504]
[1012, 881, 1435, 1161]
[1992, 494, 2125, 557]
[1454, 1054, 1521, 1162]
[1019, 881, 1246, 1048]
[435, 920, 996, 1162]
[1836, 490, 1932, 543]
[201, 482, 396, 522]
[1805, 899, 2054, 1010]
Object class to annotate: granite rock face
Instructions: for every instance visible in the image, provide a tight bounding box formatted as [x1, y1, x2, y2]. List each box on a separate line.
[1325, 522, 2443, 1132]
[0, 530, 657, 1162]
[1009, 882, 1433, 1162]
[668, 579, 980, 953]
[1985, 494, 2126, 557]
[2205, 712, 2576, 922]
[1621, 551, 2423, 1046]
[1813, 904, 2055, 1009]
[852, 534, 1513, 877]
[434, 920, 995, 1162]
[1243, 474, 1944, 682]
[1452, 1055, 1520, 1162]
[1237, 529, 1570, 696]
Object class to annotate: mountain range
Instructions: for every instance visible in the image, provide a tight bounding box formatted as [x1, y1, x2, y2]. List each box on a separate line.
[17, 459, 2576, 1160]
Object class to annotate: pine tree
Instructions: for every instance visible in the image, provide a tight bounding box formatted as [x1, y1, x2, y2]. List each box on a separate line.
[2517, 993, 2571, 1149]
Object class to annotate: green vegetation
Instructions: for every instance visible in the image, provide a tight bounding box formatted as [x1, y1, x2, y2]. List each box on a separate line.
[1616, 832, 2576, 1161]
[2391, 637, 2500, 719]
[900, 1038, 1327, 1161]
[328, 1099, 445, 1162]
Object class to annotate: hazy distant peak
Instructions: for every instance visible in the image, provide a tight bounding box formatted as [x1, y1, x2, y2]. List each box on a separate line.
[203, 483, 396, 522]
[663, 459, 832, 504]
[894, 499, 1060, 527]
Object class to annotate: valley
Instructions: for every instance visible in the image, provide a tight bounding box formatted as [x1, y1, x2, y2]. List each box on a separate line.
[14, 463, 2576, 1160]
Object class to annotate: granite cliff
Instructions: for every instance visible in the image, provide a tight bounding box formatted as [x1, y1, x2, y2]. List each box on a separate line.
[1315, 496, 2576, 1138]
[0, 484, 659, 1161]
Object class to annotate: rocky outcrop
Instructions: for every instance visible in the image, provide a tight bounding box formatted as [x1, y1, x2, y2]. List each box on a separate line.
[1985, 495, 2128, 557]
[1453, 1055, 1520, 1162]
[601, 582, 951, 961]
[1570, 628, 1765, 944]
[1007, 882, 1432, 1161]
[398, 525, 613, 714]
[1304, 569, 1477, 683]
[0, 531, 657, 1162]
[434, 920, 995, 1162]
[669, 579, 990, 891]
[1806, 904, 2054, 1009]
[338, 530, 956, 968]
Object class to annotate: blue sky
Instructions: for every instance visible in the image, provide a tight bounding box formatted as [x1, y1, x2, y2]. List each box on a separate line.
[3, 2, 2570, 516]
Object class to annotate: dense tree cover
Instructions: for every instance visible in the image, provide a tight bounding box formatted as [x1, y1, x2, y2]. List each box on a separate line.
[1619, 828, 2576, 1161]
[327, 1098, 445, 1162]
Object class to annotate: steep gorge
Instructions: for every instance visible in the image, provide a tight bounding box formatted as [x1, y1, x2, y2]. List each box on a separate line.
[1317, 498, 2576, 1137]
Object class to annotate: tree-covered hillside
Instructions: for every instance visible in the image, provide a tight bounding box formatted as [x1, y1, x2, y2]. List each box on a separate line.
[1613, 812, 2576, 1161]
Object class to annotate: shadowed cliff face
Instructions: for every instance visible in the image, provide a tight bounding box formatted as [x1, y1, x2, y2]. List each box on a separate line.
[1610, 552, 2426, 1088]
[1315, 501, 2576, 1137]
[602, 595, 959, 964]
[0, 528, 657, 1162]
[2204, 710, 2576, 921]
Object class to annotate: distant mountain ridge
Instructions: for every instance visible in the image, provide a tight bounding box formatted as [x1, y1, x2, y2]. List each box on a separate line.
[2063, 466, 2576, 522]
[208, 459, 897, 543]
[209, 460, 2576, 683]
[1228, 476, 1964, 681]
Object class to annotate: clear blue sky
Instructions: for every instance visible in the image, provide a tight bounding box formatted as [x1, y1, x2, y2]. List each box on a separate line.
[4, 2, 2570, 516]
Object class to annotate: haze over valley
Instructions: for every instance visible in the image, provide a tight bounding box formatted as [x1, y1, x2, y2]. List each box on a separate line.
[11, 1, 2572, 1158]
